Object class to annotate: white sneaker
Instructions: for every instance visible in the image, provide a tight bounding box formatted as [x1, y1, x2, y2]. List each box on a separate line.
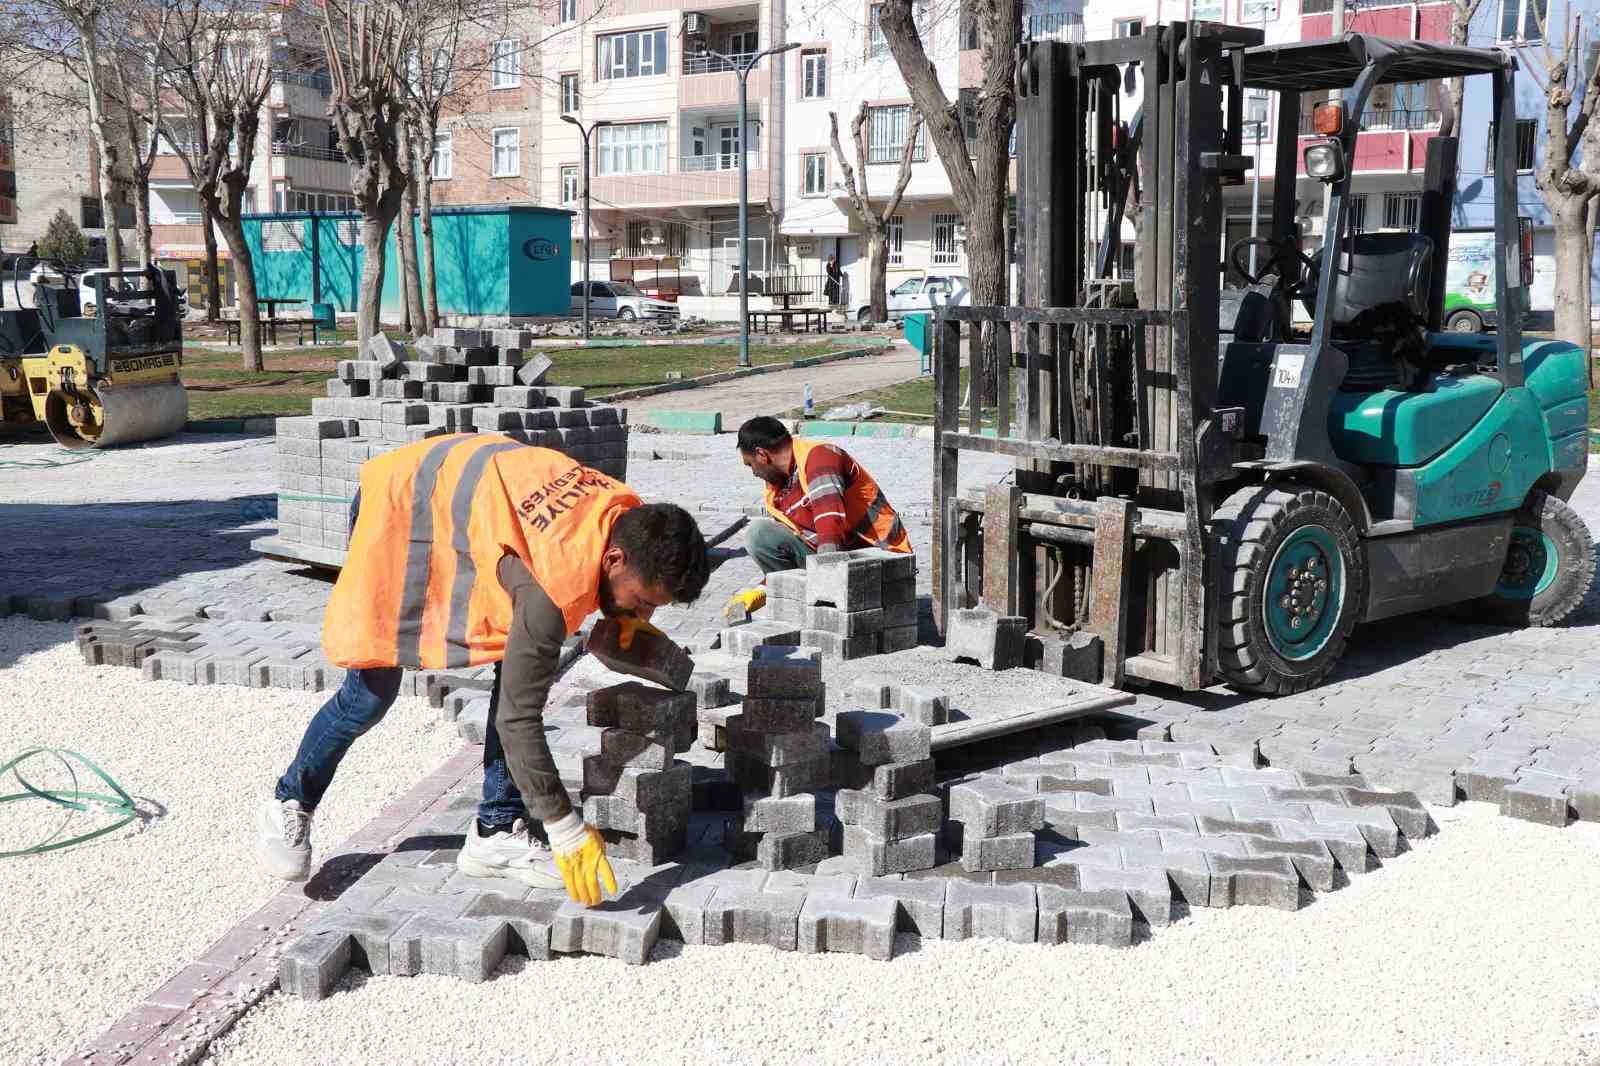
[457, 818, 564, 890]
[256, 798, 313, 881]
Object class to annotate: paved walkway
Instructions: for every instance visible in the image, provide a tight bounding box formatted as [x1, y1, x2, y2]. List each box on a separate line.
[629, 343, 924, 422]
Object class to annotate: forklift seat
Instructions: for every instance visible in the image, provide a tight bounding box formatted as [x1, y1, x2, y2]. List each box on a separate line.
[1219, 275, 1285, 343]
[1305, 232, 1434, 335]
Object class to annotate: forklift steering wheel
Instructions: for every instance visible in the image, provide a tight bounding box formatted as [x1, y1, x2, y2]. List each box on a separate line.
[1229, 237, 1314, 296]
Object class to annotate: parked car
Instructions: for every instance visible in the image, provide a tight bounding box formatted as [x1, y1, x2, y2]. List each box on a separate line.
[27, 264, 188, 318]
[570, 280, 680, 322]
[856, 274, 972, 324]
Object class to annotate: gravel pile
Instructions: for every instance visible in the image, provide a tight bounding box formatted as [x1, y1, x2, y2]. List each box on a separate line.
[0, 618, 459, 1066]
[201, 802, 1600, 1066]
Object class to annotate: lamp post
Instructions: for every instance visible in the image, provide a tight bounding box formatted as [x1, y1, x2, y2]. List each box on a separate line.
[691, 38, 799, 368]
[561, 115, 609, 341]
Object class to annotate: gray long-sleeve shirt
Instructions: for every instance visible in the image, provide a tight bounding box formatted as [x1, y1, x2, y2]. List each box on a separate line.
[493, 554, 574, 823]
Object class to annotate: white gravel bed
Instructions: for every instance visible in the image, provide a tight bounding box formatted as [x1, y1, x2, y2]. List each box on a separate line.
[0, 619, 460, 1066]
[201, 803, 1600, 1066]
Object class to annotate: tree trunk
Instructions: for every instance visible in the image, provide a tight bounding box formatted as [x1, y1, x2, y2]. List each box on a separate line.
[201, 201, 222, 322]
[217, 215, 264, 372]
[132, 174, 154, 270]
[420, 174, 439, 329]
[1551, 200, 1592, 352]
[78, 20, 124, 274]
[398, 179, 424, 339]
[866, 230, 888, 322]
[357, 216, 392, 349]
[970, 155, 1009, 406]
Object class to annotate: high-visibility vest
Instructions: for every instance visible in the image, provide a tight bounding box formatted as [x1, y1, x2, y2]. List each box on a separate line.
[323, 434, 641, 670]
[763, 438, 912, 554]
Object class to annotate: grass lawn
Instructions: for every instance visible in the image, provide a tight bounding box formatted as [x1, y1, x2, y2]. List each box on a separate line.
[781, 367, 994, 424]
[181, 338, 846, 420]
[1589, 387, 1599, 451]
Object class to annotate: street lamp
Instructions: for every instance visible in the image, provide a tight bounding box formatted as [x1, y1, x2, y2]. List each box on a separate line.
[688, 34, 799, 368]
[561, 114, 610, 341]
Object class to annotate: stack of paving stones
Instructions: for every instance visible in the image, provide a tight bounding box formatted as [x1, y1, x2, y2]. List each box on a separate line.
[722, 647, 830, 869]
[272, 329, 628, 560]
[580, 682, 697, 863]
[724, 548, 918, 660]
[944, 778, 1044, 874]
[832, 695, 941, 875]
[276, 731, 1448, 994]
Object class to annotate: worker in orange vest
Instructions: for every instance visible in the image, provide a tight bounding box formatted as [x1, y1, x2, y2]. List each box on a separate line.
[725, 416, 912, 617]
[256, 435, 709, 907]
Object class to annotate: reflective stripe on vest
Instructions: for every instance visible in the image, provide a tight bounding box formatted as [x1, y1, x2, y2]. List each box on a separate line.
[762, 439, 911, 554]
[324, 435, 640, 670]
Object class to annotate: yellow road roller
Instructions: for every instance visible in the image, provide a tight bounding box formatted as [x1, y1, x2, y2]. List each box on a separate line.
[0, 266, 188, 449]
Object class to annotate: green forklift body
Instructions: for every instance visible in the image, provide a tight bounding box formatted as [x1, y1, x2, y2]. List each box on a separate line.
[1328, 371, 1503, 467]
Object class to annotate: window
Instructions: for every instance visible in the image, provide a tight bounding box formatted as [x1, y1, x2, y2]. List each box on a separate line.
[960, 88, 978, 154]
[867, 105, 928, 163]
[1244, 92, 1270, 140]
[242, 188, 257, 214]
[561, 73, 579, 113]
[1114, 17, 1144, 36]
[559, 0, 576, 22]
[432, 131, 452, 179]
[597, 29, 669, 80]
[1240, 0, 1277, 20]
[1191, 0, 1223, 19]
[870, 2, 928, 58]
[1489, 119, 1538, 172]
[491, 127, 520, 176]
[561, 165, 579, 204]
[1348, 194, 1368, 233]
[491, 39, 521, 88]
[932, 213, 960, 264]
[596, 121, 668, 175]
[726, 30, 758, 56]
[626, 220, 685, 256]
[1383, 191, 1420, 231]
[802, 152, 828, 196]
[887, 214, 904, 264]
[802, 49, 827, 99]
[1501, 0, 1546, 41]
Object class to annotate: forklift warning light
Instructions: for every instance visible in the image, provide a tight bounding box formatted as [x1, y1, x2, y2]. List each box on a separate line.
[1312, 104, 1342, 135]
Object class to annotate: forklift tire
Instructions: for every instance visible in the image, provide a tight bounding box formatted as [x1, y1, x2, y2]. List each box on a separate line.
[1215, 483, 1367, 696]
[1469, 492, 1595, 627]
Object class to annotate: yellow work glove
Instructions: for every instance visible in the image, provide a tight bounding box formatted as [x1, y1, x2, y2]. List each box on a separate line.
[545, 811, 618, 907]
[614, 614, 663, 651]
[724, 586, 767, 620]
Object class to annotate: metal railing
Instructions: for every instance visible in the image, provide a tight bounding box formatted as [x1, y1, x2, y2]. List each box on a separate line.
[271, 140, 347, 161]
[681, 152, 763, 172]
[273, 69, 332, 93]
[1298, 107, 1441, 134]
[1023, 12, 1085, 42]
[867, 141, 929, 164]
[682, 51, 756, 75]
[764, 273, 831, 303]
[165, 212, 205, 224]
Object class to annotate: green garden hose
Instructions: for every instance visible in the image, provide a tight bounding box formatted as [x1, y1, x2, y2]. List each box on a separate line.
[0, 447, 103, 470]
[0, 747, 138, 857]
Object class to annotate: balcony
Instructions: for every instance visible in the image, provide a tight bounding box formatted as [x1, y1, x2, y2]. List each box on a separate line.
[271, 140, 346, 161]
[679, 67, 769, 108]
[866, 142, 929, 164]
[681, 151, 761, 172]
[270, 69, 332, 115]
[270, 140, 354, 190]
[683, 51, 755, 76]
[591, 154, 769, 208]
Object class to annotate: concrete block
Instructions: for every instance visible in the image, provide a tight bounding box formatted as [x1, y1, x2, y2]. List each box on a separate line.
[767, 569, 808, 602]
[1241, 836, 1336, 893]
[1569, 777, 1600, 822]
[883, 576, 916, 605]
[741, 694, 825, 733]
[687, 672, 733, 709]
[797, 894, 898, 960]
[459, 892, 561, 960]
[550, 891, 662, 965]
[851, 876, 945, 937]
[766, 597, 804, 625]
[836, 710, 932, 766]
[367, 332, 407, 373]
[757, 828, 829, 870]
[517, 352, 554, 386]
[703, 885, 806, 951]
[946, 823, 1037, 872]
[1034, 631, 1104, 683]
[600, 728, 673, 769]
[872, 758, 936, 801]
[806, 605, 885, 635]
[1307, 803, 1402, 857]
[1076, 865, 1173, 927]
[725, 621, 806, 658]
[389, 914, 509, 982]
[726, 719, 830, 766]
[942, 879, 1037, 944]
[740, 792, 817, 835]
[1207, 855, 1302, 911]
[1276, 821, 1374, 876]
[1035, 886, 1134, 947]
[842, 825, 938, 875]
[898, 686, 949, 726]
[835, 789, 942, 840]
[726, 752, 829, 797]
[277, 930, 352, 1000]
[1338, 788, 1433, 840]
[586, 618, 694, 691]
[805, 553, 883, 610]
[745, 646, 823, 698]
[949, 778, 1046, 837]
[1502, 775, 1572, 826]
[879, 625, 919, 654]
[277, 416, 349, 439]
[435, 327, 486, 348]
[846, 675, 897, 709]
[802, 628, 879, 660]
[657, 881, 715, 945]
[946, 607, 1027, 670]
[582, 758, 693, 810]
[585, 682, 696, 744]
[645, 410, 722, 435]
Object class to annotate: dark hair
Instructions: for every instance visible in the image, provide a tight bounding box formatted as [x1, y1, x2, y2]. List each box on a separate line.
[610, 503, 710, 604]
[736, 416, 792, 454]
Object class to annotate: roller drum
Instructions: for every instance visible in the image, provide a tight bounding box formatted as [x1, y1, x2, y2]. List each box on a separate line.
[44, 380, 188, 450]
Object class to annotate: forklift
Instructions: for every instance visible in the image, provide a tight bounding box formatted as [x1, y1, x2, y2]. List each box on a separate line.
[0, 263, 188, 449]
[933, 26, 1594, 695]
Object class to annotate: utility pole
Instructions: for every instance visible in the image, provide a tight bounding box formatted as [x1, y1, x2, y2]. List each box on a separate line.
[690, 35, 799, 368]
[562, 115, 609, 341]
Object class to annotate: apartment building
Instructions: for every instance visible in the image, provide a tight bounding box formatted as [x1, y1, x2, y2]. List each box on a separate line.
[427, 23, 544, 207]
[0, 95, 16, 228]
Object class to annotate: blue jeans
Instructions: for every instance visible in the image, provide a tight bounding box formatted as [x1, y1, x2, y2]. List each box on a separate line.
[274, 663, 528, 828]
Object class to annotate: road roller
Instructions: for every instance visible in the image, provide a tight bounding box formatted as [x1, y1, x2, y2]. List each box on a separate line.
[0, 265, 188, 449]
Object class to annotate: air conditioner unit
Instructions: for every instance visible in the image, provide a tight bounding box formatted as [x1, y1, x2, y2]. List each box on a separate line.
[682, 12, 710, 37]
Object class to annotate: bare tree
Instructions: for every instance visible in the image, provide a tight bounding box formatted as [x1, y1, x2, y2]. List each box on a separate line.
[395, 119, 425, 335]
[320, 0, 415, 348]
[1522, 3, 1600, 350]
[878, 0, 1019, 401]
[158, 0, 273, 369]
[103, 0, 178, 269]
[1437, 0, 1488, 137]
[830, 103, 922, 322]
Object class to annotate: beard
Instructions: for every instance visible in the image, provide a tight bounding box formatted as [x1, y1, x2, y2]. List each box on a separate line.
[597, 575, 619, 618]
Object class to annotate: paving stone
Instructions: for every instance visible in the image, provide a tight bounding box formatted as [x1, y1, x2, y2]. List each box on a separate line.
[797, 894, 898, 960]
[1206, 855, 1302, 911]
[745, 645, 823, 697]
[1241, 836, 1336, 893]
[804, 553, 883, 610]
[725, 621, 806, 657]
[836, 710, 931, 766]
[1276, 820, 1375, 875]
[1119, 843, 1210, 908]
[948, 778, 1046, 836]
[687, 672, 733, 710]
[704, 885, 807, 951]
[1035, 885, 1133, 947]
[740, 694, 825, 733]
[841, 825, 938, 875]
[277, 930, 352, 1001]
[835, 789, 942, 840]
[1076, 864, 1174, 927]
[1339, 788, 1433, 840]
[1308, 804, 1401, 857]
[1569, 778, 1600, 823]
[945, 607, 1027, 670]
[585, 682, 697, 741]
[897, 686, 950, 726]
[550, 890, 663, 965]
[389, 914, 510, 981]
[1501, 775, 1572, 826]
[871, 758, 936, 801]
[459, 893, 560, 960]
[846, 675, 897, 708]
[853, 876, 947, 937]
[942, 879, 1037, 944]
[946, 823, 1037, 873]
[740, 792, 817, 834]
[582, 760, 693, 810]
[600, 728, 674, 769]
[756, 829, 830, 870]
[656, 882, 716, 945]
[586, 618, 694, 690]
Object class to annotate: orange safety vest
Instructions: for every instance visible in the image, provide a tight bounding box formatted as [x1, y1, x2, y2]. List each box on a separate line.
[323, 434, 641, 670]
[763, 438, 912, 554]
